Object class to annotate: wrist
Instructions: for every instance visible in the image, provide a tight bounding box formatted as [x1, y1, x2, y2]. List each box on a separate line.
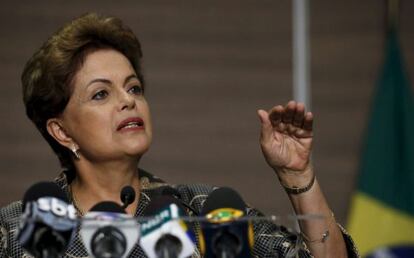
[275, 164, 315, 192]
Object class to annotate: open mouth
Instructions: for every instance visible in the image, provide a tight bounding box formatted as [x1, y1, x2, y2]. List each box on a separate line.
[117, 117, 144, 131]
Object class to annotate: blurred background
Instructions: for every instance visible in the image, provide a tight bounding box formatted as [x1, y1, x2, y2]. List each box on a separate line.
[0, 0, 413, 255]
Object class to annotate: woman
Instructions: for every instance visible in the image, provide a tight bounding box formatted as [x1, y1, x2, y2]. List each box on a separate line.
[0, 13, 358, 257]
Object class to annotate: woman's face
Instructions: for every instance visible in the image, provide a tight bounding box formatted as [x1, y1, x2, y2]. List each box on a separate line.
[58, 48, 152, 162]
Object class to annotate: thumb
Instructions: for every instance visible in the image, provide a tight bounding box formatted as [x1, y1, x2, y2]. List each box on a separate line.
[257, 109, 272, 142]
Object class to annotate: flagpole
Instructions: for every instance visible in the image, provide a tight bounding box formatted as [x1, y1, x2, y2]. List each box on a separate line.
[292, 0, 311, 234]
[292, 0, 311, 109]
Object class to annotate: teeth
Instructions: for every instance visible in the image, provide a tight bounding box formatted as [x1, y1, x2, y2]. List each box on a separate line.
[122, 122, 142, 129]
[124, 124, 138, 129]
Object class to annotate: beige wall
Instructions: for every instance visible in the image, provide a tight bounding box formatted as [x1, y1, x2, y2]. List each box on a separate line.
[0, 1, 413, 225]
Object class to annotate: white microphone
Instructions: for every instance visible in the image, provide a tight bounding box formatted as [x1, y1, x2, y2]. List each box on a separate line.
[80, 201, 139, 258]
[139, 196, 196, 258]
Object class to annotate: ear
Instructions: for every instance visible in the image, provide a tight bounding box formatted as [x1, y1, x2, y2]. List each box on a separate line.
[46, 118, 77, 150]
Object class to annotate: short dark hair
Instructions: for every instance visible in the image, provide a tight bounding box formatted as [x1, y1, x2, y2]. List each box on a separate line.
[22, 13, 144, 169]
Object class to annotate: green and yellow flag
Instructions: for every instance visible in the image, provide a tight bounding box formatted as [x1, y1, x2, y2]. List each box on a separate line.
[347, 29, 414, 256]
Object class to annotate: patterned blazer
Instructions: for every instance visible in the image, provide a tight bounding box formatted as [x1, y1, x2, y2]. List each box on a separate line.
[0, 169, 359, 257]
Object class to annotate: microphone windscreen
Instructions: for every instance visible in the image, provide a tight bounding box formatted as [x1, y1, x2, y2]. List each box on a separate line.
[120, 186, 136, 204]
[143, 196, 188, 216]
[201, 187, 246, 215]
[22, 181, 68, 211]
[90, 201, 126, 214]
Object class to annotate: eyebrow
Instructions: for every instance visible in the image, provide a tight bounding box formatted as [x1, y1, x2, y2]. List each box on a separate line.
[124, 74, 140, 85]
[85, 74, 140, 88]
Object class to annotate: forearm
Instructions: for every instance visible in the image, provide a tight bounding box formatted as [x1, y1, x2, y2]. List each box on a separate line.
[278, 166, 348, 258]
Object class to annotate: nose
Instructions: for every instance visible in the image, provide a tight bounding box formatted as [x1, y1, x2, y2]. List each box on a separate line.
[118, 90, 135, 111]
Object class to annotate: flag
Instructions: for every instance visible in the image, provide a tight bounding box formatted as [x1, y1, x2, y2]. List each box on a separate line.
[347, 29, 414, 256]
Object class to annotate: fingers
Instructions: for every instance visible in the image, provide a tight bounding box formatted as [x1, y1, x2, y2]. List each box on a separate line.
[257, 109, 273, 143]
[268, 101, 313, 133]
[269, 105, 283, 126]
[303, 111, 313, 131]
[293, 103, 305, 127]
[282, 101, 295, 124]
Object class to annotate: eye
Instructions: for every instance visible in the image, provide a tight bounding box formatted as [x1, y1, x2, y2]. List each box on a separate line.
[128, 85, 144, 95]
[92, 90, 108, 100]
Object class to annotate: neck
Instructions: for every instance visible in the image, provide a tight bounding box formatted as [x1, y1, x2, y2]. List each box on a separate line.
[71, 158, 141, 216]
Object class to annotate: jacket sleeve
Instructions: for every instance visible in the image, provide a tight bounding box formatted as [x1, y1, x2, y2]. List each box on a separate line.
[337, 223, 361, 258]
[0, 201, 26, 258]
[0, 208, 7, 258]
[247, 207, 361, 258]
[247, 207, 313, 258]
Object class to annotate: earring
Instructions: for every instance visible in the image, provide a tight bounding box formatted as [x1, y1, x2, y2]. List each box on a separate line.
[71, 146, 80, 159]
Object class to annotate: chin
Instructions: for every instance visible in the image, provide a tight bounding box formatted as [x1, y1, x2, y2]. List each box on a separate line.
[127, 139, 152, 156]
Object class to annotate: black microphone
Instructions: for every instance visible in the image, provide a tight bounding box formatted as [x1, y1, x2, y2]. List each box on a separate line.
[160, 186, 181, 199]
[80, 201, 139, 258]
[200, 187, 254, 258]
[120, 186, 136, 210]
[139, 196, 196, 258]
[18, 181, 78, 258]
[160, 186, 199, 215]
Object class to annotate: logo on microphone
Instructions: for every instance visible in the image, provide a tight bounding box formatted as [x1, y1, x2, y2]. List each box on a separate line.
[140, 199, 196, 258]
[141, 204, 180, 235]
[206, 208, 244, 223]
[37, 197, 77, 219]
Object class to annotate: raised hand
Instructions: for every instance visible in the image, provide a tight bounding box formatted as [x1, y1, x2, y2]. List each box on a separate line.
[257, 101, 313, 174]
[257, 101, 349, 258]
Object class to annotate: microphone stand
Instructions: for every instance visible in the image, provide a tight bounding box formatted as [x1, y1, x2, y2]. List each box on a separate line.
[215, 232, 238, 258]
[159, 248, 174, 258]
[217, 246, 236, 258]
[156, 234, 182, 258]
[41, 248, 59, 258]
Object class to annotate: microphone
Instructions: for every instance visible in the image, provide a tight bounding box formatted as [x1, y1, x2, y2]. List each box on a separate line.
[139, 196, 196, 258]
[160, 186, 199, 215]
[120, 186, 136, 210]
[160, 186, 181, 199]
[18, 181, 77, 258]
[200, 187, 254, 258]
[80, 201, 139, 258]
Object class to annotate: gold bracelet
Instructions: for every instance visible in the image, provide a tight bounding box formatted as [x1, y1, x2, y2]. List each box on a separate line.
[301, 212, 335, 244]
[280, 174, 316, 195]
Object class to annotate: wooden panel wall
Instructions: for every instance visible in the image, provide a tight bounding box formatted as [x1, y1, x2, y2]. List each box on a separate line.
[0, 1, 413, 224]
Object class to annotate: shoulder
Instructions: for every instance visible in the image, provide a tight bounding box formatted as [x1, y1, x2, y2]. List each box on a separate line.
[1, 201, 26, 257]
[175, 183, 216, 199]
[174, 183, 216, 213]
[138, 168, 216, 211]
[0, 200, 22, 227]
